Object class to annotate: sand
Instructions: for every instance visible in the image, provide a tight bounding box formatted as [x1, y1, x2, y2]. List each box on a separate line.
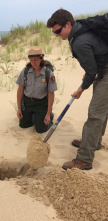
[0, 48, 108, 221]
[17, 166, 108, 221]
[27, 136, 50, 168]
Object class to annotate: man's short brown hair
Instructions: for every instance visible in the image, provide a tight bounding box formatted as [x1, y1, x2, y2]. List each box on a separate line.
[47, 9, 75, 28]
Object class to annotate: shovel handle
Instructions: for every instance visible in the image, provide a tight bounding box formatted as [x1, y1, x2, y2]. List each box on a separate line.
[43, 85, 82, 143]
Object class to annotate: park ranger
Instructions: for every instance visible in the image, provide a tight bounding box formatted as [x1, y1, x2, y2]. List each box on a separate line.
[16, 46, 57, 133]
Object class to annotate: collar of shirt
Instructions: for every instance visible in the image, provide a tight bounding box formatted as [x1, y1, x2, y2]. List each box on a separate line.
[68, 22, 82, 44]
[28, 66, 46, 77]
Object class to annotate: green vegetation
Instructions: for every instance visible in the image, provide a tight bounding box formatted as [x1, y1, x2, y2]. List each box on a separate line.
[0, 20, 53, 46]
[0, 62, 12, 74]
[0, 10, 107, 93]
[0, 74, 18, 91]
[0, 20, 56, 63]
[74, 10, 107, 20]
[0, 10, 107, 63]
[1, 10, 106, 44]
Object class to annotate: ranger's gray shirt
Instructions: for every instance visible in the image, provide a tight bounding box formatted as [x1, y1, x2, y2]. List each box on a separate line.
[68, 22, 108, 89]
[16, 66, 57, 99]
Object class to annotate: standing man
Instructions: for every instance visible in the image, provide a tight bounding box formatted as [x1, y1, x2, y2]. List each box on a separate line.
[47, 9, 108, 170]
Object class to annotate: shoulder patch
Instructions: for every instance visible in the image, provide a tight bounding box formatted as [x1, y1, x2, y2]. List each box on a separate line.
[50, 76, 55, 83]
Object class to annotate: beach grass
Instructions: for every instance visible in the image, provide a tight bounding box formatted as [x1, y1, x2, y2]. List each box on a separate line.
[0, 10, 107, 92]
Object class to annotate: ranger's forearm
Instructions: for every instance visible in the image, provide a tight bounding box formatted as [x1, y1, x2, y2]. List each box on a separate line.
[47, 92, 54, 114]
[17, 85, 24, 109]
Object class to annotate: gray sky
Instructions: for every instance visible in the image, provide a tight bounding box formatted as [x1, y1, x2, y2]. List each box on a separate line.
[1, 0, 108, 31]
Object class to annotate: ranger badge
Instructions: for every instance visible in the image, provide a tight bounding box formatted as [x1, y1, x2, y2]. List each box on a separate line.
[41, 78, 46, 83]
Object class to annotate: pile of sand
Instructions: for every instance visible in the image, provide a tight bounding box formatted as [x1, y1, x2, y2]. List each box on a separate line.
[17, 166, 108, 221]
[27, 136, 50, 169]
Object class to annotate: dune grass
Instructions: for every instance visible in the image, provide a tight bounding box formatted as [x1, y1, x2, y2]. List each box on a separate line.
[0, 10, 107, 92]
[0, 10, 106, 63]
[74, 10, 107, 20]
[1, 10, 107, 43]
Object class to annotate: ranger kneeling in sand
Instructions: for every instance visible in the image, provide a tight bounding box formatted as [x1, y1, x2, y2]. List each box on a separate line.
[16, 46, 57, 133]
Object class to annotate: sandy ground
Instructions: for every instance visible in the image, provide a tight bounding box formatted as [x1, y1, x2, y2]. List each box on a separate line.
[0, 53, 108, 221]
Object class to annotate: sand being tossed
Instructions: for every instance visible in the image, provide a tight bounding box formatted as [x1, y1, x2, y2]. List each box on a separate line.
[27, 136, 50, 169]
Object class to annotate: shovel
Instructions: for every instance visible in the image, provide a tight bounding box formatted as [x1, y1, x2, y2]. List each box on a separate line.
[43, 85, 81, 143]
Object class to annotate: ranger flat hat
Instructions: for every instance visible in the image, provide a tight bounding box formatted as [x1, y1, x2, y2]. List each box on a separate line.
[28, 46, 44, 58]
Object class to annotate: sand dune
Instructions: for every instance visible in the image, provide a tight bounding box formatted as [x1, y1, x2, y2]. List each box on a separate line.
[0, 53, 108, 221]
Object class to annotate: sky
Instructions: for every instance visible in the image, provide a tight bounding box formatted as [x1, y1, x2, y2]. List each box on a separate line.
[0, 0, 108, 31]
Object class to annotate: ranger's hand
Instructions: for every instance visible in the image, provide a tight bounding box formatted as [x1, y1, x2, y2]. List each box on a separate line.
[44, 113, 50, 125]
[17, 109, 23, 119]
[71, 88, 84, 99]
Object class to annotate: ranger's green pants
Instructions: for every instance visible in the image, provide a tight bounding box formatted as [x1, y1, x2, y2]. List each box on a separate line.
[19, 95, 53, 133]
[76, 65, 108, 164]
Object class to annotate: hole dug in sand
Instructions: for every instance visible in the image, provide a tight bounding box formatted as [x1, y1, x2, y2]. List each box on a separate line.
[0, 161, 17, 180]
[27, 136, 50, 169]
[0, 136, 50, 180]
[0, 160, 30, 180]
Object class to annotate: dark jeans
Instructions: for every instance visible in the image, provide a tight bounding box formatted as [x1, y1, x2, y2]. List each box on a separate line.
[19, 95, 53, 133]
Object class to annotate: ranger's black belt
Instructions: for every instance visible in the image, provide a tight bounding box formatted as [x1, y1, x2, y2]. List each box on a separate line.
[25, 95, 47, 101]
[29, 97, 39, 101]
